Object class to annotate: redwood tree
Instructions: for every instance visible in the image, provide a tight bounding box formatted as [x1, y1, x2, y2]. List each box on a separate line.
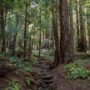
[52, 0, 60, 66]
[59, 0, 74, 64]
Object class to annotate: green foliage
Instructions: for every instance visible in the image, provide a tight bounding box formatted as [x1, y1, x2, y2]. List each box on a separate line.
[19, 62, 33, 72]
[32, 49, 54, 60]
[32, 49, 54, 56]
[9, 56, 33, 72]
[65, 63, 90, 80]
[9, 56, 22, 65]
[0, 52, 9, 57]
[19, 55, 38, 72]
[0, 52, 37, 73]
[41, 49, 54, 56]
[15, 47, 23, 56]
[32, 50, 39, 56]
[25, 77, 34, 87]
[5, 78, 20, 90]
[74, 59, 90, 66]
[27, 55, 38, 65]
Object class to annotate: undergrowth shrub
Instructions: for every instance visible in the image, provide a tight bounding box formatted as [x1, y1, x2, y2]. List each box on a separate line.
[5, 78, 20, 90]
[41, 49, 54, 57]
[9, 56, 33, 72]
[32, 50, 39, 56]
[18, 62, 33, 72]
[25, 77, 34, 87]
[0, 52, 10, 57]
[74, 59, 90, 65]
[27, 55, 38, 65]
[15, 47, 23, 56]
[65, 63, 90, 80]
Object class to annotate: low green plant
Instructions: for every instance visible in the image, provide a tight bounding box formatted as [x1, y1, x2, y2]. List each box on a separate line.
[32, 50, 39, 56]
[15, 47, 23, 54]
[25, 77, 34, 87]
[0, 52, 10, 57]
[19, 64, 33, 72]
[27, 55, 38, 65]
[9, 56, 33, 72]
[5, 78, 20, 90]
[65, 63, 90, 80]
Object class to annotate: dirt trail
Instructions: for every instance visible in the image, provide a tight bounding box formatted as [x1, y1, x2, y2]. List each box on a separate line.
[32, 60, 55, 90]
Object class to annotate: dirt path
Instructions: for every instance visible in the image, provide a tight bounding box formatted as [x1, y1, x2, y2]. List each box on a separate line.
[32, 60, 55, 90]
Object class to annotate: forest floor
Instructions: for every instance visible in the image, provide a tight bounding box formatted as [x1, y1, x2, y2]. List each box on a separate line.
[0, 53, 90, 90]
[0, 56, 34, 90]
[32, 53, 90, 90]
[52, 64, 90, 90]
[52, 53, 90, 90]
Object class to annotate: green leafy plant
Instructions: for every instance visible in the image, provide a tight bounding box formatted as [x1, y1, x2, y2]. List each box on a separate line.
[15, 47, 23, 54]
[5, 78, 20, 90]
[65, 63, 90, 80]
[9, 56, 33, 72]
[27, 55, 38, 65]
[20, 64, 33, 72]
[0, 52, 10, 57]
[25, 77, 34, 87]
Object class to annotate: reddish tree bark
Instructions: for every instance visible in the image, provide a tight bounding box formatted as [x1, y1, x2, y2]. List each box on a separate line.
[59, 0, 73, 64]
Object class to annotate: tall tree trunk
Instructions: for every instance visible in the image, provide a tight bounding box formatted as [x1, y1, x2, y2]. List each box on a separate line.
[38, 8, 42, 58]
[87, 8, 90, 50]
[28, 36, 32, 57]
[59, 0, 73, 64]
[76, 0, 80, 51]
[79, 0, 87, 52]
[69, 0, 74, 57]
[0, 0, 6, 52]
[24, 4, 28, 58]
[52, 0, 60, 66]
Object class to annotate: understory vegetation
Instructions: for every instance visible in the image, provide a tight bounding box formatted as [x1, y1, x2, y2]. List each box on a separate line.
[65, 60, 90, 79]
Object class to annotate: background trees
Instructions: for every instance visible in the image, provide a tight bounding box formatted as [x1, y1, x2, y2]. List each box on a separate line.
[0, 0, 90, 65]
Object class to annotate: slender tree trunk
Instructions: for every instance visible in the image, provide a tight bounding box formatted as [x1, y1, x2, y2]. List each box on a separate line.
[28, 36, 32, 57]
[0, 0, 1, 49]
[76, 0, 80, 51]
[24, 4, 28, 58]
[87, 8, 90, 50]
[10, 33, 17, 55]
[0, 0, 6, 52]
[79, 0, 87, 52]
[38, 8, 42, 58]
[69, 0, 74, 57]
